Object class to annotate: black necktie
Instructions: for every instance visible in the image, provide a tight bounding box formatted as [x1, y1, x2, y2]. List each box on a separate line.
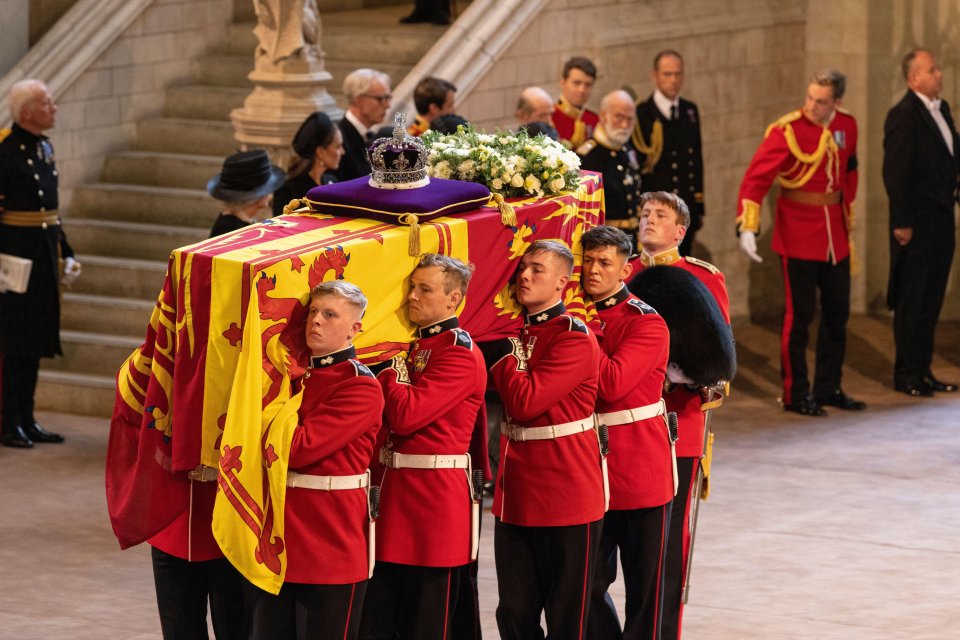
[365, 130, 376, 142]
[670, 105, 678, 121]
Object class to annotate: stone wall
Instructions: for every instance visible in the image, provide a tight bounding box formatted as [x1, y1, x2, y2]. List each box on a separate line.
[49, 0, 234, 208]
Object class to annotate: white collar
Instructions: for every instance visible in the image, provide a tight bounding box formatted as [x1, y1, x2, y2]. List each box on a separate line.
[913, 90, 942, 112]
[653, 89, 680, 120]
[345, 110, 370, 138]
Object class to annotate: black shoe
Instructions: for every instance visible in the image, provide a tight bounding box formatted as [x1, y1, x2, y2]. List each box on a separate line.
[24, 422, 65, 443]
[922, 375, 958, 392]
[783, 395, 827, 417]
[431, 14, 451, 25]
[399, 12, 429, 23]
[816, 389, 867, 411]
[894, 381, 935, 397]
[1, 425, 34, 448]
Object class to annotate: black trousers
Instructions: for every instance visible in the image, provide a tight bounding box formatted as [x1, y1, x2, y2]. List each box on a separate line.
[495, 518, 603, 640]
[661, 458, 698, 640]
[251, 579, 367, 640]
[410, 0, 450, 19]
[779, 256, 851, 404]
[1, 354, 40, 433]
[151, 546, 247, 640]
[450, 559, 482, 640]
[588, 503, 671, 640]
[358, 561, 463, 640]
[891, 225, 956, 386]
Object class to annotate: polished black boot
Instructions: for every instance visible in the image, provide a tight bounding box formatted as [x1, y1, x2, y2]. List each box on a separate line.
[1, 424, 34, 448]
[24, 421, 65, 443]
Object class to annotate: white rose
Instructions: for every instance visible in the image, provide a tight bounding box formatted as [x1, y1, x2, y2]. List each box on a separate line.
[550, 177, 566, 192]
[491, 178, 503, 190]
[524, 175, 541, 193]
[511, 173, 525, 188]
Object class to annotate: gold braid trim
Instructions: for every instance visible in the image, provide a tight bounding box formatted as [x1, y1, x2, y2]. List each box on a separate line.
[0, 128, 11, 144]
[737, 198, 761, 233]
[631, 119, 663, 175]
[775, 124, 838, 190]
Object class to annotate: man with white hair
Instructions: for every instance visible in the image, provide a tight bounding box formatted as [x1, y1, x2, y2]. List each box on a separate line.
[578, 90, 643, 251]
[332, 68, 392, 182]
[0, 79, 80, 448]
[515, 87, 559, 140]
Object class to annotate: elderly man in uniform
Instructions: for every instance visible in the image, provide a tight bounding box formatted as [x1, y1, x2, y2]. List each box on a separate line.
[358, 253, 486, 640]
[578, 91, 643, 251]
[552, 56, 599, 150]
[581, 225, 673, 640]
[633, 51, 705, 256]
[631, 191, 729, 640]
[332, 69, 392, 182]
[250, 281, 383, 640]
[488, 240, 604, 640]
[0, 79, 80, 448]
[737, 69, 865, 417]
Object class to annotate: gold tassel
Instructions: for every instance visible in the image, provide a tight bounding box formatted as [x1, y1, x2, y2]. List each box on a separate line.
[399, 214, 421, 256]
[492, 193, 517, 227]
[282, 198, 303, 215]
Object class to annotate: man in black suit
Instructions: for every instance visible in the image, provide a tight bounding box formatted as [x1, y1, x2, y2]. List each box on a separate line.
[331, 68, 392, 183]
[883, 48, 959, 397]
[632, 50, 705, 256]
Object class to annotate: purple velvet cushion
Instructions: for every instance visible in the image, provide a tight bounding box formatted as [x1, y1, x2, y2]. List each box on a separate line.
[304, 176, 491, 222]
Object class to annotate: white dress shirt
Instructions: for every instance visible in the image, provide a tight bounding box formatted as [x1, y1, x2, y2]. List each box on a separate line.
[914, 90, 954, 155]
[652, 89, 680, 121]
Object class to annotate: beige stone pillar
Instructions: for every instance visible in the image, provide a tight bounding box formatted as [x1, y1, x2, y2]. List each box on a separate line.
[231, 0, 342, 169]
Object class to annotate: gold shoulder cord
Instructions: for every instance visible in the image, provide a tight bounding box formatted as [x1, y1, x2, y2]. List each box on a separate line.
[631, 119, 663, 175]
[775, 123, 838, 190]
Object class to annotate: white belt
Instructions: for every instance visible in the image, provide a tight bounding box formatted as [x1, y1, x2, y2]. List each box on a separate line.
[598, 399, 666, 426]
[503, 416, 595, 442]
[380, 450, 470, 469]
[286, 472, 369, 490]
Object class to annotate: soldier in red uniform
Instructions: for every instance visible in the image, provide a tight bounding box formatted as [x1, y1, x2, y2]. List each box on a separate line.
[407, 77, 457, 137]
[737, 69, 865, 416]
[487, 240, 604, 640]
[552, 56, 600, 150]
[580, 225, 673, 640]
[631, 191, 729, 640]
[358, 254, 486, 640]
[251, 281, 383, 640]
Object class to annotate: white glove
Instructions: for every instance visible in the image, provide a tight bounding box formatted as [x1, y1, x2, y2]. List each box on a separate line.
[61, 257, 82, 287]
[739, 231, 763, 263]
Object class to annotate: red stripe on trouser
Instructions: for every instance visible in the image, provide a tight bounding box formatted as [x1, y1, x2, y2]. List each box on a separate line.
[342, 583, 356, 640]
[578, 524, 591, 639]
[651, 503, 668, 637]
[443, 568, 452, 640]
[677, 458, 700, 638]
[780, 255, 795, 404]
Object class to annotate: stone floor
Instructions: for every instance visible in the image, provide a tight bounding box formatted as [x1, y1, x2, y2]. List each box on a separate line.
[1, 315, 958, 639]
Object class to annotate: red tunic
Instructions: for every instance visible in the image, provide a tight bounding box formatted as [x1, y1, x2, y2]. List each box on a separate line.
[629, 249, 731, 458]
[374, 317, 487, 567]
[148, 478, 222, 562]
[552, 96, 599, 150]
[490, 302, 604, 527]
[284, 347, 383, 585]
[736, 109, 859, 263]
[594, 286, 673, 510]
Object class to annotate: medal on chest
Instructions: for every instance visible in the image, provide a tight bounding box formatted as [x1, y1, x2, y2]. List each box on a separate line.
[833, 130, 846, 149]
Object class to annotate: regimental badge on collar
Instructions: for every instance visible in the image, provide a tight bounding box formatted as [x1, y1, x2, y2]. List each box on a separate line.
[413, 349, 431, 372]
[834, 130, 846, 149]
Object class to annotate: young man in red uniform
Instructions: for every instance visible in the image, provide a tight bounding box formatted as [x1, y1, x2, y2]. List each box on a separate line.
[552, 56, 600, 150]
[581, 225, 673, 640]
[487, 239, 604, 640]
[358, 254, 487, 640]
[737, 69, 865, 417]
[251, 281, 383, 640]
[632, 191, 729, 640]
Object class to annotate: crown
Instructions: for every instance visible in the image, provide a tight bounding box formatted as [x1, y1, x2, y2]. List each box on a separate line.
[367, 113, 430, 190]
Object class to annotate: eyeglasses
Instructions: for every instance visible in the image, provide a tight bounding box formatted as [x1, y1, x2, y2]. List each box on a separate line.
[361, 93, 393, 104]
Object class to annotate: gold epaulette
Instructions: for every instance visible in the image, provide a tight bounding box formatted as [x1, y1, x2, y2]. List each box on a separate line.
[685, 256, 721, 275]
[763, 110, 802, 139]
[0, 128, 11, 144]
[576, 139, 597, 156]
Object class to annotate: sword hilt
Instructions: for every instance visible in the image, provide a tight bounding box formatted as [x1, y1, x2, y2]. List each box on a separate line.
[667, 411, 679, 444]
[368, 485, 381, 520]
[598, 423, 610, 456]
[472, 469, 484, 503]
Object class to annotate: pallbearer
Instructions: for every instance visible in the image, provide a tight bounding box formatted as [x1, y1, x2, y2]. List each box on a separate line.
[358, 254, 487, 640]
[250, 281, 383, 640]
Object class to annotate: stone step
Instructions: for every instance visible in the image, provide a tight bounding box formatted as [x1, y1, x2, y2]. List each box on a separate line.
[61, 293, 156, 337]
[36, 370, 116, 417]
[69, 254, 168, 301]
[67, 219, 207, 262]
[71, 183, 214, 228]
[46, 330, 142, 378]
[165, 84, 249, 121]
[195, 54, 254, 88]
[101, 151, 224, 190]
[135, 117, 239, 157]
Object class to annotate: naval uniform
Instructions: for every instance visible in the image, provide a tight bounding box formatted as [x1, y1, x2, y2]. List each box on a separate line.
[630, 247, 730, 640]
[737, 108, 858, 406]
[588, 285, 673, 640]
[488, 301, 604, 640]
[578, 126, 642, 251]
[633, 93, 705, 256]
[0, 124, 74, 441]
[358, 316, 487, 640]
[552, 96, 599, 150]
[251, 345, 383, 640]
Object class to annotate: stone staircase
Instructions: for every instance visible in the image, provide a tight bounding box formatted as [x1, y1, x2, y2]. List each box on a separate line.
[37, 1, 446, 416]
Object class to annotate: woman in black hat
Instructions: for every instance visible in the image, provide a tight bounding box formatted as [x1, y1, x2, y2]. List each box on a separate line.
[208, 149, 285, 237]
[272, 111, 345, 216]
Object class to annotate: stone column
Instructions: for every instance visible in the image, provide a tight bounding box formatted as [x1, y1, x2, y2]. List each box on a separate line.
[231, 0, 342, 169]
